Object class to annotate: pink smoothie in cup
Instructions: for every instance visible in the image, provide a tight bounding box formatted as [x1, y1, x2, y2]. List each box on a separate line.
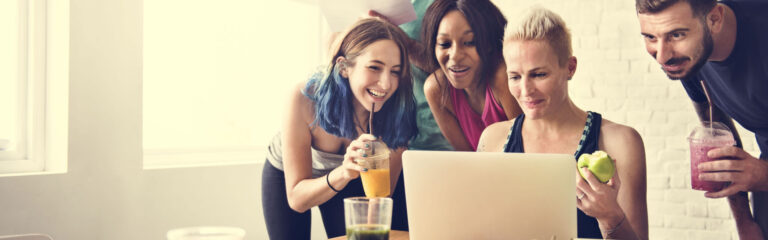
[688, 122, 735, 191]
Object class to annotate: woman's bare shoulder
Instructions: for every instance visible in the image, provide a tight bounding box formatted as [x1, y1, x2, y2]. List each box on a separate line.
[599, 118, 645, 161]
[287, 80, 315, 126]
[424, 70, 456, 115]
[600, 119, 642, 143]
[424, 70, 444, 97]
[477, 120, 514, 152]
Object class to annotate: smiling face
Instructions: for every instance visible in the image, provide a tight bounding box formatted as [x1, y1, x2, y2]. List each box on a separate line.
[504, 40, 573, 119]
[638, 1, 713, 80]
[435, 10, 481, 89]
[341, 39, 402, 113]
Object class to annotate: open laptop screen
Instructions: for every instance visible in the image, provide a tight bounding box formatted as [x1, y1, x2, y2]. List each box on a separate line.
[402, 150, 577, 239]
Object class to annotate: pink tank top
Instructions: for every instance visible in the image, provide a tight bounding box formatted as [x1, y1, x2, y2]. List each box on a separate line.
[450, 85, 508, 150]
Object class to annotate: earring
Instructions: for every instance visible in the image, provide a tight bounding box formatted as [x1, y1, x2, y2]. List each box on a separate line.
[335, 56, 348, 78]
[339, 65, 348, 78]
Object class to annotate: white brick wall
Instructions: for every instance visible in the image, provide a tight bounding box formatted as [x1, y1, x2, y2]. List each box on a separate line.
[493, 0, 760, 239]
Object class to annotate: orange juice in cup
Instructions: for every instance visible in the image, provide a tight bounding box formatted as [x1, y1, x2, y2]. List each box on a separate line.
[358, 140, 390, 198]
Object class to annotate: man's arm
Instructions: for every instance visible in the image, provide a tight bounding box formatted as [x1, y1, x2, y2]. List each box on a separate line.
[692, 101, 764, 239]
[729, 192, 765, 239]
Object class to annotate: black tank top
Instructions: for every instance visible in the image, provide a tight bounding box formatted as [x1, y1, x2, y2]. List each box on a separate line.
[503, 111, 603, 238]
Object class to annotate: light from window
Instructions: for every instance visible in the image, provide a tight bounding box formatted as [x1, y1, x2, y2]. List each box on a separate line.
[143, 0, 324, 168]
[0, 0, 69, 175]
[0, 0, 23, 158]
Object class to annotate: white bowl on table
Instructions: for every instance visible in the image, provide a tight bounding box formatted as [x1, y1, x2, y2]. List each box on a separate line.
[0, 139, 9, 151]
[166, 226, 245, 240]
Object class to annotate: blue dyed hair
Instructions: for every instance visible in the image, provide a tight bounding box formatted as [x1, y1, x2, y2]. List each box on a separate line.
[302, 18, 418, 149]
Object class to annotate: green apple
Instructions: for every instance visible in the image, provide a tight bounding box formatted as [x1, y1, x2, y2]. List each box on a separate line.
[577, 150, 615, 183]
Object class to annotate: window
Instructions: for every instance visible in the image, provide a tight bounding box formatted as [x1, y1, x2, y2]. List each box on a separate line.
[0, 0, 69, 175]
[143, 1, 326, 168]
[0, 1, 26, 163]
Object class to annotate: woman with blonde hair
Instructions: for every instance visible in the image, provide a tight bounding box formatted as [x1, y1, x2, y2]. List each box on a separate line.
[478, 7, 648, 239]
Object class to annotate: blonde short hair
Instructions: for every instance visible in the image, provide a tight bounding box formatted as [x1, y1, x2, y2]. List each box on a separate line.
[504, 6, 572, 67]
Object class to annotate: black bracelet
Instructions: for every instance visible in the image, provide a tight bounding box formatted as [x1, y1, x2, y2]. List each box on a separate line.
[326, 172, 340, 192]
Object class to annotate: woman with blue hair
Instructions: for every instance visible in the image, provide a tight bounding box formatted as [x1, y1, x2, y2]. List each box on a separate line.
[261, 18, 418, 239]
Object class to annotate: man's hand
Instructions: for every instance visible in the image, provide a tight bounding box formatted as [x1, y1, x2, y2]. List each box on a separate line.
[699, 146, 768, 198]
[368, 10, 392, 23]
[368, 10, 429, 71]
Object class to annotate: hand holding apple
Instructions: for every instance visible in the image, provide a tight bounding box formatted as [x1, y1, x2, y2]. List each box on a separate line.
[577, 150, 616, 183]
[576, 151, 626, 236]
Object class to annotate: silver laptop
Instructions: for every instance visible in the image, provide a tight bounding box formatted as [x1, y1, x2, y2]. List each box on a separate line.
[402, 150, 577, 240]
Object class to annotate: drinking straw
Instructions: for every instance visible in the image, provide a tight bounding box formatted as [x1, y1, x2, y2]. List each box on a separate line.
[370, 102, 375, 155]
[701, 80, 714, 130]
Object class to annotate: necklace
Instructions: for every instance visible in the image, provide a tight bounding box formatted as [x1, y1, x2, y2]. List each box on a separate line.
[354, 115, 370, 134]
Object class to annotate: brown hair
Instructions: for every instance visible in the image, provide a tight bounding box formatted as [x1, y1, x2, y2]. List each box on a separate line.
[328, 18, 412, 82]
[636, 0, 717, 18]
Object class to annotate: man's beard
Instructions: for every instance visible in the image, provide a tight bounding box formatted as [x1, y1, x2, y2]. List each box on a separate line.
[665, 26, 714, 81]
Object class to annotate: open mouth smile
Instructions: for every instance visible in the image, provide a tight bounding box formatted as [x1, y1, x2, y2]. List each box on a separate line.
[367, 89, 386, 98]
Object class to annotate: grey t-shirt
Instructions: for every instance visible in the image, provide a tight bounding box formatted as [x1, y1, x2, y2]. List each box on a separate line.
[266, 133, 343, 178]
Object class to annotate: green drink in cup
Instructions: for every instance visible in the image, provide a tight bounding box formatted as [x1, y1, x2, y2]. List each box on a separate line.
[344, 197, 392, 240]
[346, 224, 389, 240]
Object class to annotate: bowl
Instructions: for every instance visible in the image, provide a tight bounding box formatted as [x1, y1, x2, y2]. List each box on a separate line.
[166, 226, 245, 240]
[0, 139, 9, 151]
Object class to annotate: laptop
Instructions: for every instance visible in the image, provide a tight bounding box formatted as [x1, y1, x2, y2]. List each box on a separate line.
[402, 150, 577, 240]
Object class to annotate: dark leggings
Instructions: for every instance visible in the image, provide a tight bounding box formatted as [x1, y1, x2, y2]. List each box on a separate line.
[261, 161, 409, 239]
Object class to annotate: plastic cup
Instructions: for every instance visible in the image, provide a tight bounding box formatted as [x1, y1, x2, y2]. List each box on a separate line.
[344, 197, 392, 240]
[357, 140, 391, 198]
[166, 226, 245, 240]
[688, 121, 735, 191]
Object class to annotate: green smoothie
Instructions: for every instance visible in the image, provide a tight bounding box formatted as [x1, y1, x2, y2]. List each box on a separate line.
[346, 224, 389, 240]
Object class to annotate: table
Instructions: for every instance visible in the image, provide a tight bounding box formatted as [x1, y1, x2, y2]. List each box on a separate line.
[329, 230, 409, 240]
[329, 231, 608, 239]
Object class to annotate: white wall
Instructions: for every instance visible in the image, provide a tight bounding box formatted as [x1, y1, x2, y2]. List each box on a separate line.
[0, 0, 276, 239]
[0, 0, 760, 240]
